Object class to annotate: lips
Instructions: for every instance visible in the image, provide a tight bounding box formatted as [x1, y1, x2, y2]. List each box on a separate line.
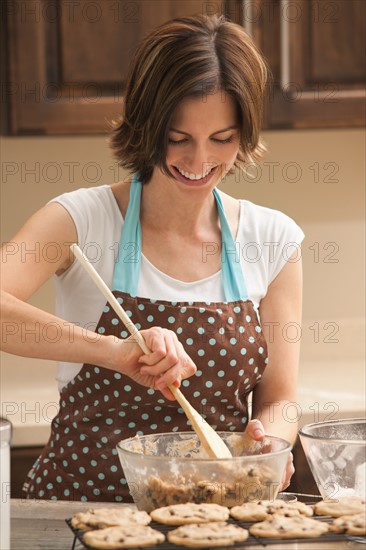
[176, 166, 214, 180]
[172, 166, 218, 186]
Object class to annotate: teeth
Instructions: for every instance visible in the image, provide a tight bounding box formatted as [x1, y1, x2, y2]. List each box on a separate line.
[176, 166, 214, 180]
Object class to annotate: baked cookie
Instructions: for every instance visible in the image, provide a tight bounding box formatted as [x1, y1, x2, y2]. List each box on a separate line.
[230, 502, 270, 521]
[83, 525, 165, 549]
[330, 512, 366, 535]
[313, 496, 366, 518]
[71, 507, 151, 530]
[167, 522, 249, 547]
[150, 503, 229, 525]
[249, 515, 329, 539]
[230, 499, 313, 521]
[262, 499, 314, 517]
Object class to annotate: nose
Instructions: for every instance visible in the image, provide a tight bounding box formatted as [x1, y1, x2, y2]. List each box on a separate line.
[184, 142, 215, 175]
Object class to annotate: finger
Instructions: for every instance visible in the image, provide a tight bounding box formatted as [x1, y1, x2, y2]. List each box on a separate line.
[140, 332, 179, 375]
[155, 367, 182, 401]
[245, 419, 265, 440]
[136, 328, 171, 365]
[158, 386, 177, 401]
[156, 362, 182, 392]
[156, 334, 195, 389]
[173, 340, 197, 379]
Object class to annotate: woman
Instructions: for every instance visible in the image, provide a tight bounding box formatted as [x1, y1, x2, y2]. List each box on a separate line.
[1, 14, 303, 501]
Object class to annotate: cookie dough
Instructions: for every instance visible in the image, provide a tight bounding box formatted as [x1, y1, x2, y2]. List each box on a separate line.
[141, 461, 277, 511]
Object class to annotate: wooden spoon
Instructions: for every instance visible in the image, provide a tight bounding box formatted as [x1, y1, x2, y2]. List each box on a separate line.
[71, 244, 232, 458]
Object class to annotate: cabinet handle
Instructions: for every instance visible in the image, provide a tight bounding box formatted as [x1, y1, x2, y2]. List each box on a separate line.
[280, 0, 290, 91]
[242, 0, 253, 36]
[242, 0, 289, 90]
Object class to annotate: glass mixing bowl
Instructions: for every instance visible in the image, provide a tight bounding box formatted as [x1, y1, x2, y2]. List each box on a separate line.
[299, 418, 366, 500]
[117, 431, 291, 512]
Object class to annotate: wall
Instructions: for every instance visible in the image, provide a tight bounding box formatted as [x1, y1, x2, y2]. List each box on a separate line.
[1, 128, 365, 422]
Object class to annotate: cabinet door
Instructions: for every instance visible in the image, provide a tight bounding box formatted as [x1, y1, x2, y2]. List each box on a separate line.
[247, 0, 366, 128]
[11, 446, 43, 498]
[3, 0, 224, 135]
[3, 0, 364, 134]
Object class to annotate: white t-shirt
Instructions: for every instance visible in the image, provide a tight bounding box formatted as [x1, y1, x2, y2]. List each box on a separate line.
[51, 185, 304, 390]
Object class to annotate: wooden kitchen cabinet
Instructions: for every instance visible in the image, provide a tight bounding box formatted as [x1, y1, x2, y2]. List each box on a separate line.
[3, 0, 365, 135]
[287, 437, 320, 495]
[11, 446, 43, 498]
[241, 0, 366, 128]
[2, 0, 224, 134]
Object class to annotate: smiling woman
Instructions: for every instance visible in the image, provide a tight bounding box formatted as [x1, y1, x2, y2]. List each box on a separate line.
[1, 13, 304, 502]
[110, 14, 268, 185]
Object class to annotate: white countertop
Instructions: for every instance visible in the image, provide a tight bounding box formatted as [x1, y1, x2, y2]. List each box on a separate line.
[1, 387, 59, 447]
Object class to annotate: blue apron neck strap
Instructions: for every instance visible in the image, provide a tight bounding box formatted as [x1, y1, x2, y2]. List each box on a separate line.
[112, 174, 141, 296]
[113, 176, 248, 301]
[213, 188, 248, 301]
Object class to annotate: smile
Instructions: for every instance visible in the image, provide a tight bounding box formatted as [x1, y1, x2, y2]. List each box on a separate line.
[172, 165, 218, 185]
[175, 166, 215, 180]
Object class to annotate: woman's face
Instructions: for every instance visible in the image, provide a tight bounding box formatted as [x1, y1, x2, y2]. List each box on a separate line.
[158, 91, 240, 190]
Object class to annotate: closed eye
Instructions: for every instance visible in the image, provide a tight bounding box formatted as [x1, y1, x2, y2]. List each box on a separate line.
[212, 137, 234, 144]
[168, 136, 235, 145]
[168, 138, 188, 145]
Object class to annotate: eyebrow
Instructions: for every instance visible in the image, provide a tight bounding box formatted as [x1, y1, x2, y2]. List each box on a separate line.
[169, 125, 239, 136]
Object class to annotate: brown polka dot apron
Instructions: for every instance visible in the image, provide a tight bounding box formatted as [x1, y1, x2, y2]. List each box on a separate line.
[25, 176, 268, 501]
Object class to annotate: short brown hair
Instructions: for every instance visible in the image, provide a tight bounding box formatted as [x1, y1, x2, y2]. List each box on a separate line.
[110, 14, 268, 184]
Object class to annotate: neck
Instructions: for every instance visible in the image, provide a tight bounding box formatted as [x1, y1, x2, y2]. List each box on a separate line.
[140, 177, 219, 236]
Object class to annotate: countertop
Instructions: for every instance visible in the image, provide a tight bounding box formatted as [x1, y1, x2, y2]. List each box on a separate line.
[9, 499, 364, 550]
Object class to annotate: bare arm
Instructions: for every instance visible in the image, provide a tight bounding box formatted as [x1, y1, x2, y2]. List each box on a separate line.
[251, 254, 303, 445]
[1, 202, 196, 399]
[1, 203, 113, 361]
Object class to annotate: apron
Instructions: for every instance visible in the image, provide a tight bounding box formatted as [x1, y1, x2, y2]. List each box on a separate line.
[25, 175, 268, 502]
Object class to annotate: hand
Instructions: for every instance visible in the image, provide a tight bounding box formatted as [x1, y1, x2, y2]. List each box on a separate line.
[245, 419, 266, 441]
[245, 419, 295, 492]
[118, 327, 197, 400]
[279, 452, 295, 492]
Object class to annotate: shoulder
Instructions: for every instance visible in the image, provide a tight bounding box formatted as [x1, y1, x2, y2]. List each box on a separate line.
[235, 200, 304, 288]
[218, 190, 304, 246]
[50, 184, 115, 212]
[49, 184, 124, 232]
[49, 184, 123, 250]
[238, 199, 304, 244]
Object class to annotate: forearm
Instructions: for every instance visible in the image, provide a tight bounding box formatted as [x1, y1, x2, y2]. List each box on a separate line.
[0, 290, 123, 370]
[252, 400, 299, 445]
[1, 291, 197, 399]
